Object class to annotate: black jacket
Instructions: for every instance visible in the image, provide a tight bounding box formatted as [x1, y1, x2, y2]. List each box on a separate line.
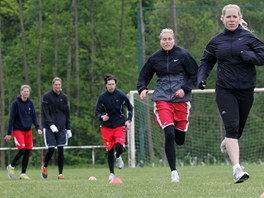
[7, 96, 40, 135]
[137, 45, 198, 102]
[95, 89, 133, 128]
[42, 90, 70, 131]
[198, 26, 264, 89]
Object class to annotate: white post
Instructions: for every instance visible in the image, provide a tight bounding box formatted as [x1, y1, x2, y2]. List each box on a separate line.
[128, 91, 136, 168]
[92, 148, 95, 165]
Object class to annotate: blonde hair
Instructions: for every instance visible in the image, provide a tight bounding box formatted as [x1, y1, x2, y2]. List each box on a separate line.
[52, 77, 62, 85]
[159, 28, 174, 39]
[20, 84, 31, 92]
[221, 4, 249, 31]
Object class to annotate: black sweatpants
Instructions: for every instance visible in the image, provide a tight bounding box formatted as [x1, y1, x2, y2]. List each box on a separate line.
[216, 86, 254, 139]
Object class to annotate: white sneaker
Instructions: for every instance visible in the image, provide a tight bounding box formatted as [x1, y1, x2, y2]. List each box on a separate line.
[233, 166, 249, 184]
[171, 170, 180, 182]
[20, 174, 31, 180]
[7, 164, 15, 179]
[220, 139, 227, 153]
[116, 156, 124, 169]
[108, 173, 115, 181]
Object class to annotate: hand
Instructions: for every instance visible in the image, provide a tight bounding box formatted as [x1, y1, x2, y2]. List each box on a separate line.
[198, 81, 206, 90]
[125, 120, 131, 130]
[101, 113, 109, 121]
[67, 130, 72, 138]
[175, 89, 185, 98]
[37, 129, 43, 135]
[140, 89, 148, 100]
[5, 135, 12, 141]
[50, 124, 59, 133]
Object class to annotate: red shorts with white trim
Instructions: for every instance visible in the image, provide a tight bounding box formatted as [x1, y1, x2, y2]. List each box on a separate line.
[12, 130, 33, 150]
[154, 100, 191, 131]
[100, 126, 126, 150]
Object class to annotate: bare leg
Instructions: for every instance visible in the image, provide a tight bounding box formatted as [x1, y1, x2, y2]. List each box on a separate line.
[225, 137, 239, 165]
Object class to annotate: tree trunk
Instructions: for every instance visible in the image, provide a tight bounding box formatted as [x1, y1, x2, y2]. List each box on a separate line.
[0, 19, 6, 168]
[214, 0, 220, 33]
[119, 0, 125, 48]
[171, 0, 178, 44]
[19, 0, 29, 84]
[73, 0, 80, 116]
[138, 0, 155, 165]
[138, 0, 145, 64]
[66, 31, 72, 99]
[37, 0, 42, 122]
[54, 0, 58, 76]
[89, 0, 96, 123]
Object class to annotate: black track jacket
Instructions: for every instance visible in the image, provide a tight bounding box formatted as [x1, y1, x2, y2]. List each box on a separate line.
[7, 96, 40, 135]
[137, 45, 198, 102]
[42, 90, 70, 131]
[198, 26, 264, 89]
[96, 89, 133, 128]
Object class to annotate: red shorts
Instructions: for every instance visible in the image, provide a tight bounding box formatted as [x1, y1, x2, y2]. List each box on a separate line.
[12, 130, 33, 150]
[100, 126, 126, 150]
[154, 100, 191, 131]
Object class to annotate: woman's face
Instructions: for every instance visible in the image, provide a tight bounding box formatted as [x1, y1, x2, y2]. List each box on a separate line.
[160, 32, 175, 51]
[20, 88, 30, 101]
[221, 8, 241, 31]
[52, 80, 62, 94]
[106, 79, 116, 93]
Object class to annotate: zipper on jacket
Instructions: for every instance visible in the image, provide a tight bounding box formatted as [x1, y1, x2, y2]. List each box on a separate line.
[166, 52, 174, 101]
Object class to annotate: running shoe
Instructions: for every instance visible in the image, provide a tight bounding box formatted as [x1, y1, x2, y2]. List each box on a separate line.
[58, 174, 65, 179]
[171, 170, 180, 182]
[233, 166, 249, 184]
[108, 173, 115, 182]
[116, 156, 124, 169]
[7, 164, 15, 179]
[20, 174, 31, 180]
[41, 166, 48, 179]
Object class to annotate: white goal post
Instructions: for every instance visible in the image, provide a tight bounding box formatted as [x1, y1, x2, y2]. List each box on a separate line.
[127, 88, 264, 168]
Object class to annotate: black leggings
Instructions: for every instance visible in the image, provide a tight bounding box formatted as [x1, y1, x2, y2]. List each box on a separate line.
[11, 148, 31, 174]
[44, 146, 64, 174]
[108, 143, 124, 174]
[216, 87, 254, 139]
[164, 125, 186, 171]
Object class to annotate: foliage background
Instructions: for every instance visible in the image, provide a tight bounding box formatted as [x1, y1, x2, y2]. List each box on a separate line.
[0, 0, 264, 167]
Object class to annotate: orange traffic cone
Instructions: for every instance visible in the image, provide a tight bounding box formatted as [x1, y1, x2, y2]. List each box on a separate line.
[109, 177, 123, 184]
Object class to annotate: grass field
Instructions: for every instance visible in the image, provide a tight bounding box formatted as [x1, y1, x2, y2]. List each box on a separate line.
[0, 164, 263, 198]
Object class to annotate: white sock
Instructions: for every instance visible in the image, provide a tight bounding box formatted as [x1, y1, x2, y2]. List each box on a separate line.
[233, 164, 240, 172]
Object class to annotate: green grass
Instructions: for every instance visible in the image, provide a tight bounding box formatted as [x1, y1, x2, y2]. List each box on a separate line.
[0, 164, 264, 198]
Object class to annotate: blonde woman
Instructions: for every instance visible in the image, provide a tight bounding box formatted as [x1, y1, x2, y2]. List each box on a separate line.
[6, 85, 42, 180]
[137, 28, 198, 182]
[41, 77, 72, 180]
[198, 4, 264, 183]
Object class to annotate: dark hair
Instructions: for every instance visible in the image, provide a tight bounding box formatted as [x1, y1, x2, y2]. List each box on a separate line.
[104, 74, 117, 85]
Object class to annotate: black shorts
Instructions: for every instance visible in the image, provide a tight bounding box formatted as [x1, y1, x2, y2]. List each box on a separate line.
[43, 128, 68, 147]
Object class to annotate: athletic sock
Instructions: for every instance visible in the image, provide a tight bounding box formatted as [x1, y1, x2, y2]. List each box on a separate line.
[233, 164, 240, 172]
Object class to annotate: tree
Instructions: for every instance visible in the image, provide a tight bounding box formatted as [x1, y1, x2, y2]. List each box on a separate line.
[19, 0, 29, 84]
[0, 18, 6, 168]
[171, 0, 178, 44]
[37, 0, 42, 120]
[119, 0, 125, 48]
[54, 0, 58, 76]
[73, 0, 80, 116]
